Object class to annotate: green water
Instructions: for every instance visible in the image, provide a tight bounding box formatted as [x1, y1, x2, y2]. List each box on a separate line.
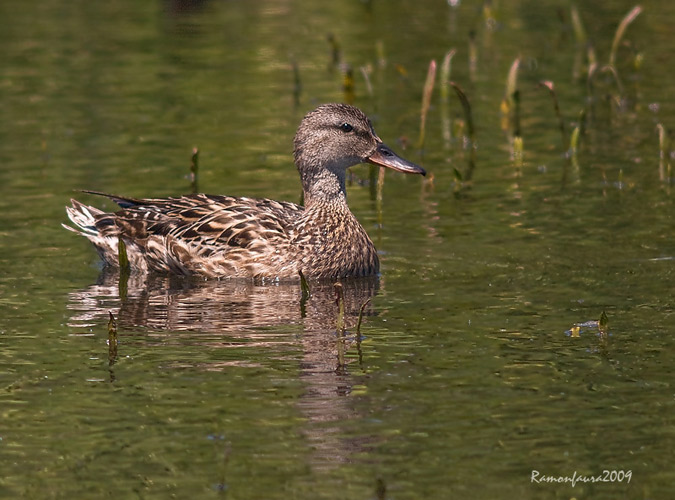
[1, 1, 673, 498]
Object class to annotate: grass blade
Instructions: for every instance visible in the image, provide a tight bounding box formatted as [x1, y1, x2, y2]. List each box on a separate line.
[656, 123, 670, 182]
[299, 270, 311, 298]
[609, 5, 642, 68]
[539, 80, 567, 151]
[292, 58, 302, 107]
[439, 50, 456, 102]
[570, 4, 587, 45]
[190, 147, 199, 194]
[108, 311, 118, 366]
[440, 50, 456, 145]
[449, 82, 476, 182]
[334, 282, 346, 369]
[418, 59, 437, 149]
[501, 58, 520, 136]
[356, 298, 371, 336]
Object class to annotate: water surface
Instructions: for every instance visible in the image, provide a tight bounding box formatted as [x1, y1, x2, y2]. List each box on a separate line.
[1, 1, 673, 498]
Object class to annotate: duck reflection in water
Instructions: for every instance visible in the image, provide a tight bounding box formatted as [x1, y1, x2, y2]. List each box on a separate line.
[68, 268, 381, 468]
[68, 268, 378, 336]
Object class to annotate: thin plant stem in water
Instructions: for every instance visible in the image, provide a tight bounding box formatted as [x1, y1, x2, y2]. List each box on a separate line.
[501, 58, 520, 137]
[376, 166, 385, 228]
[599, 310, 609, 335]
[439, 50, 456, 103]
[609, 5, 643, 68]
[108, 312, 118, 366]
[440, 49, 456, 146]
[468, 30, 478, 81]
[327, 33, 341, 70]
[360, 65, 374, 96]
[570, 4, 587, 45]
[334, 283, 346, 369]
[449, 82, 476, 182]
[538, 80, 567, 152]
[418, 59, 437, 150]
[117, 237, 130, 300]
[570, 5, 587, 81]
[298, 270, 311, 317]
[656, 124, 671, 183]
[190, 147, 199, 194]
[356, 298, 371, 336]
[513, 135, 524, 175]
[343, 64, 355, 104]
[601, 65, 625, 106]
[292, 58, 302, 107]
[299, 270, 311, 298]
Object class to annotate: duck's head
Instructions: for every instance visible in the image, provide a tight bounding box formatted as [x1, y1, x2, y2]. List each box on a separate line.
[293, 103, 425, 203]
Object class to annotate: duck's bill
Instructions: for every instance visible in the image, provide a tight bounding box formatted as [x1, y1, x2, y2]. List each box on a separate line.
[366, 143, 426, 176]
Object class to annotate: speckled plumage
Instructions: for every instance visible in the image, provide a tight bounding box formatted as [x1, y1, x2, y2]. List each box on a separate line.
[64, 104, 425, 279]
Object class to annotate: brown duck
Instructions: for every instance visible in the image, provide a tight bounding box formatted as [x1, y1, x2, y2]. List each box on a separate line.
[64, 103, 425, 279]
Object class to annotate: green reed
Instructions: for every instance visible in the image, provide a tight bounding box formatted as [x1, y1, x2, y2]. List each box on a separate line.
[418, 59, 437, 150]
[190, 147, 199, 194]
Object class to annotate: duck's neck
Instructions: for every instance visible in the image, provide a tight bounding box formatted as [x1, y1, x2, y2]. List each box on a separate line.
[300, 165, 348, 209]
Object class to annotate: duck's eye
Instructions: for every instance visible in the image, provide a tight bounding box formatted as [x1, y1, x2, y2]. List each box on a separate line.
[339, 122, 354, 133]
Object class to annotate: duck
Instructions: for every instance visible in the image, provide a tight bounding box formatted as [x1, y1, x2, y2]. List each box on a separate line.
[64, 103, 426, 279]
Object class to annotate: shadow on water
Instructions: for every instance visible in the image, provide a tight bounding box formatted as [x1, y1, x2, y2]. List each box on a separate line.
[67, 268, 380, 468]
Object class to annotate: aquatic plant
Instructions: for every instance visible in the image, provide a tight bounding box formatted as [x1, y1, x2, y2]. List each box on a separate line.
[292, 58, 302, 106]
[570, 5, 587, 45]
[335, 282, 346, 369]
[360, 64, 374, 96]
[656, 123, 671, 183]
[356, 297, 371, 336]
[343, 64, 355, 104]
[108, 312, 118, 366]
[418, 59, 437, 150]
[440, 50, 456, 145]
[501, 57, 521, 137]
[117, 238, 130, 299]
[190, 147, 199, 194]
[299, 270, 311, 299]
[598, 310, 609, 335]
[609, 5, 643, 69]
[538, 80, 567, 152]
[449, 82, 476, 182]
[327, 33, 341, 69]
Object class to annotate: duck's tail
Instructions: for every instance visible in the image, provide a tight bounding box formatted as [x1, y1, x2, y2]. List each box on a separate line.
[63, 199, 104, 237]
[63, 199, 122, 266]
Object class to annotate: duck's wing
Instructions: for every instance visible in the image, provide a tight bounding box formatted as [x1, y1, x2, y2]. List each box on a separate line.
[66, 193, 304, 277]
[130, 194, 302, 248]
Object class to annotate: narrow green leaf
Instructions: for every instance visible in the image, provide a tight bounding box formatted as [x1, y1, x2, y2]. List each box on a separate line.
[609, 5, 642, 68]
[570, 5, 587, 44]
[599, 310, 609, 332]
[299, 270, 311, 298]
[118, 237, 130, 271]
[418, 59, 437, 149]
